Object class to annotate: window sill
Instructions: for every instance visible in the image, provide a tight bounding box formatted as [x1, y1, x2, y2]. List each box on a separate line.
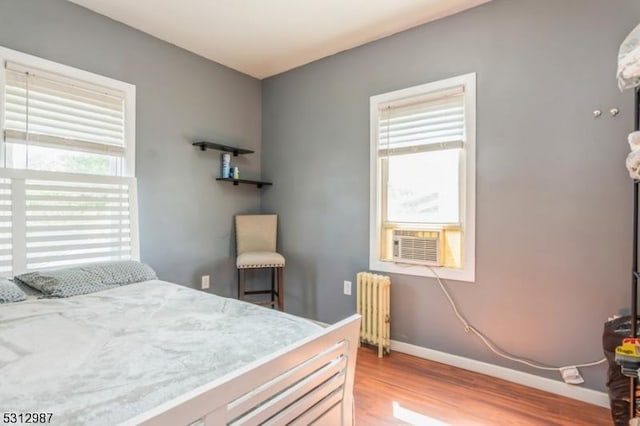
[369, 259, 475, 283]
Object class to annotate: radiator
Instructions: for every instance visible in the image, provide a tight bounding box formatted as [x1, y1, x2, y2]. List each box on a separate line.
[356, 272, 391, 358]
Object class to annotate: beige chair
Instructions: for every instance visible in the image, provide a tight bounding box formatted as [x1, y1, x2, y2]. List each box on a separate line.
[235, 214, 285, 310]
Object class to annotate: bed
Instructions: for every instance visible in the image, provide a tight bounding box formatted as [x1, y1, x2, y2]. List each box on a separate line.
[0, 168, 361, 425]
[0, 279, 361, 425]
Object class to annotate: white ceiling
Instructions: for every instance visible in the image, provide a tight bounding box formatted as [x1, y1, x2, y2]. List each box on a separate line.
[67, 0, 490, 79]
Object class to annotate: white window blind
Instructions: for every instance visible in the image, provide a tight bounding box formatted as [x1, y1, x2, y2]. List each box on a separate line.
[378, 86, 465, 156]
[3, 62, 126, 157]
[25, 178, 135, 271]
[0, 169, 139, 276]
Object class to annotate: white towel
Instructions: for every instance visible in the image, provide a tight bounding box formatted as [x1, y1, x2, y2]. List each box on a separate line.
[627, 150, 640, 180]
[629, 131, 640, 151]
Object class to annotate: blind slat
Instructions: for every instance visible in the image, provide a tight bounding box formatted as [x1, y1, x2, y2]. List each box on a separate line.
[26, 250, 131, 265]
[27, 232, 130, 243]
[379, 140, 463, 157]
[28, 224, 130, 233]
[28, 241, 130, 254]
[27, 205, 128, 212]
[27, 195, 127, 203]
[25, 184, 128, 194]
[27, 214, 130, 222]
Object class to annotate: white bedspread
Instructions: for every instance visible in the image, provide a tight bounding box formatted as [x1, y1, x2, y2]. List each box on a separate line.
[0, 280, 321, 425]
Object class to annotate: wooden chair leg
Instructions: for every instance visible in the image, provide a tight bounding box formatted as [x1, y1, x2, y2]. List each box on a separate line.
[271, 268, 276, 305]
[238, 268, 245, 300]
[277, 267, 284, 311]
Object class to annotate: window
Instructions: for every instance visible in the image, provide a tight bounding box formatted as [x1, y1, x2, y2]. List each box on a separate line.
[369, 73, 476, 282]
[0, 46, 138, 274]
[0, 48, 135, 177]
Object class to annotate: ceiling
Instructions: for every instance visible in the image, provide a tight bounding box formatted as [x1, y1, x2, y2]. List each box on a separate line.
[67, 0, 490, 79]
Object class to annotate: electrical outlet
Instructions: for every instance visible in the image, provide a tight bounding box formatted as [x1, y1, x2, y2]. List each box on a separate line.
[201, 275, 210, 290]
[343, 280, 352, 296]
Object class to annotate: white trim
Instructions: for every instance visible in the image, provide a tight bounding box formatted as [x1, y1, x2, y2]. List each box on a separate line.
[369, 73, 476, 282]
[390, 340, 609, 408]
[0, 45, 136, 177]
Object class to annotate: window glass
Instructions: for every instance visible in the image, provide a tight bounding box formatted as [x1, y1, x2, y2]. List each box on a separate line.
[5, 143, 120, 175]
[386, 149, 460, 224]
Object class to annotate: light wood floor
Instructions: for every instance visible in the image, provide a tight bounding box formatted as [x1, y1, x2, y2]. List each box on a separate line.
[354, 347, 611, 425]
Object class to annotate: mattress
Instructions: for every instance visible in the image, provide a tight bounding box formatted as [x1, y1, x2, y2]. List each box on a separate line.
[0, 280, 322, 425]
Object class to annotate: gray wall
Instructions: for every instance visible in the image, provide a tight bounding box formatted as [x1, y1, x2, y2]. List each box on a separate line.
[0, 0, 262, 296]
[261, 0, 640, 391]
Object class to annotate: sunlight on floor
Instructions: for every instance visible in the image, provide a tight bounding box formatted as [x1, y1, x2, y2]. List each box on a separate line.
[392, 401, 450, 426]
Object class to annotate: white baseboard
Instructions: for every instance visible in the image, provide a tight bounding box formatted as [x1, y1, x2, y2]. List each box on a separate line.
[390, 340, 609, 408]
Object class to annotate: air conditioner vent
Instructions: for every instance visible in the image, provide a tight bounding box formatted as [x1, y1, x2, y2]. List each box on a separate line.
[392, 229, 443, 266]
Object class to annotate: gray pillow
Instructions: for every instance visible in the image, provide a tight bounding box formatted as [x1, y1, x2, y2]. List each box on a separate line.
[0, 278, 27, 303]
[14, 261, 157, 298]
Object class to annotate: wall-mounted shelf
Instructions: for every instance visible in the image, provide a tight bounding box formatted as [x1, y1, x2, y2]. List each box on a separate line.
[193, 141, 254, 156]
[194, 140, 271, 188]
[216, 177, 272, 189]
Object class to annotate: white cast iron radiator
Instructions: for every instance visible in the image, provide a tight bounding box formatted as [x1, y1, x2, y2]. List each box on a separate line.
[356, 272, 391, 357]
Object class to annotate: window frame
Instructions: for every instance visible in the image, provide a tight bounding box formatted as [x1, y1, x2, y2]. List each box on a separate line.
[0, 46, 136, 177]
[369, 73, 476, 282]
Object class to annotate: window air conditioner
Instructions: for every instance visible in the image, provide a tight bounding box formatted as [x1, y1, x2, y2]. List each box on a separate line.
[392, 229, 443, 266]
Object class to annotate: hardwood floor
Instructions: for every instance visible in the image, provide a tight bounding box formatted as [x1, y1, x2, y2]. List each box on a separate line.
[354, 347, 611, 425]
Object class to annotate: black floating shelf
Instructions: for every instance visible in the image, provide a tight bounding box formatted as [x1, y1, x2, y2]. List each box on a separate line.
[193, 141, 254, 156]
[216, 177, 272, 189]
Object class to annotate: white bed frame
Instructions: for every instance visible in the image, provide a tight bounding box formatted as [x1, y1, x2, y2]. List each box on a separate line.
[123, 314, 361, 426]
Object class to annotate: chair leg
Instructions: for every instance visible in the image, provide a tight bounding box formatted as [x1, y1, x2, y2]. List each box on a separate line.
[277, 267, 284, 311]
[238, 269, 245, 300]
[271, 267, 276, 305]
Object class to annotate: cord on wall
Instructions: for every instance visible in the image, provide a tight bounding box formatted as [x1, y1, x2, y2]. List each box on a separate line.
[426, 266, 606, 384]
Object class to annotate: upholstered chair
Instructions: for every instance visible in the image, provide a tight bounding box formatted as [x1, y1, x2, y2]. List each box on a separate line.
[235, 214, 285, 310]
